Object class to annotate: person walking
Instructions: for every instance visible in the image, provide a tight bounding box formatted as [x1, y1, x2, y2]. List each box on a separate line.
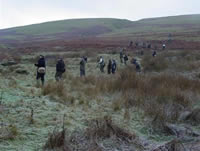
[80, 56, 86, 77]
[107, 59, 112, 74]
[35, 55, 46, 86]
[123, 54, 128, 65]
[99, 56, 105, 73]
[55, 58, 65, 81]
[112, 59, 117, 74]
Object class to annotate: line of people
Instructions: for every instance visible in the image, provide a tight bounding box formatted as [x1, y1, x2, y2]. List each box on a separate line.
[129, 41, 166, 50]
[35, 55, 118, 86]
[35, 51, 142, 86]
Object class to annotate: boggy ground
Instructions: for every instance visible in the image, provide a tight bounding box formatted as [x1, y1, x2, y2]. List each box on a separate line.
[1, 49, 200, 151]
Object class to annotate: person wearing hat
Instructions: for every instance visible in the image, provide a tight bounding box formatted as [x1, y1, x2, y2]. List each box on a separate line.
[35, 55, 46, 86]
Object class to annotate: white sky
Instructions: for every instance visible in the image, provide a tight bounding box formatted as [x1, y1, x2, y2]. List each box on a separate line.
[0, 0, 200, 29]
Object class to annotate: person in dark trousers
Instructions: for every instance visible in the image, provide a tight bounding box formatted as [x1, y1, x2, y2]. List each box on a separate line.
[99, 56, 105, 73]
[162, 44, 166, 50]
[142, 42, 146, 49]
[129, 41, 133, 47]
[135, 62, 141, 72]
[135, 42, 139, 48]
[152, 51, 157, 57]
[112, 59, 117, 74]
[107, 59, 112, 74]
[132, 58, 137, 65]
[80, 56, 86, 77]
[124, 54, 128, 65]
[147, 43, 151, 49]
[131, 58, 141, 72]
[55, 58, 65, 81]
[35, 55, 46, 86]
[120, 50, 124, 63]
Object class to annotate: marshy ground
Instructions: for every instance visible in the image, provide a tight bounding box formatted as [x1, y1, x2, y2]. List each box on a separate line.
[1, 49, 200, 151]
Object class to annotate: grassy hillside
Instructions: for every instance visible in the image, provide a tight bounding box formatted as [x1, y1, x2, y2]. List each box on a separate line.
[138, 14, 200, 24]
[7, 18, 132, 35]
[0, 14, 200, 47]
[102, 15, 200, 39]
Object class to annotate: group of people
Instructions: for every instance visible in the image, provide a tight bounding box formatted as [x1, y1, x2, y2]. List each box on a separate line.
[107, 59, 117, 74]
[35, 43, 161, 86]
[120, 49, 129, 65]
[35, 55, 119, 86]
[97, 56, 117, 74]
[35, 55, 66, 86]
[128, 40, 166, 51]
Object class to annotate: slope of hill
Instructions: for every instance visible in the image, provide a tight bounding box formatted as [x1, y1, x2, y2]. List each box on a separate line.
[138, 14, 200, 24]
[102, 15, 200, 39]
[0, 18, 132, 43]
[0, 14, 200, 49]
[4, 18, 132, 35]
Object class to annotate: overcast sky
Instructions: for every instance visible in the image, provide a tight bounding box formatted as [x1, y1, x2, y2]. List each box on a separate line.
[0, 0, 200, 29]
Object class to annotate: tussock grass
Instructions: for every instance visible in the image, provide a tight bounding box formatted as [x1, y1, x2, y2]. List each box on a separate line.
[0, 125, 19, 140]
[44, 128, 69, 150]
[42, 81, 66, 97]
[41, 50, 200, 133]
[142, 55, 168, 72]
[70, 67, 199, 128]
[44, 116, 139, 151]
[42, 80, 76, 105]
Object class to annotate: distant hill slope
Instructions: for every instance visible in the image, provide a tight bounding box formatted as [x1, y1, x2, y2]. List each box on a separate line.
[0, 15, 200, 48]
[102, 15, 200, 38]
[0, 18, 132, 42]
[5, 18, 132, 35]
[138, 14, 200, 24]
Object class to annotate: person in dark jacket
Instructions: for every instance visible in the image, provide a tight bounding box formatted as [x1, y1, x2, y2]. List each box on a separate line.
[112, 59, 117, 74]
[35, 55, 46, 86]
[147, 43, 151, 49]
[129, 41, 133, 47]
[83, 56, 87, 63]
[135, 62, 141, 72]
[142, 42, 146, 48]
[131, 58, 141, 72]
[162, 44, 166, 50]
[131, 58, 137, 65]
[152, 51, 157, 57]
[107, 59, 112, 74]
[120, 50, 124, 63]
[124, 54, 128, 65]
[135, 42, 139, 48]
[55, 58, 65, 81]
[80, 57, 86, 77]
[99, 56, 105, 73]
